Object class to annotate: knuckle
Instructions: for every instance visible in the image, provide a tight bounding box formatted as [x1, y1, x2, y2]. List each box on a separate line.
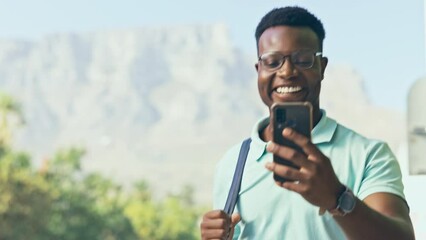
[281, 167, 290, 176]
[300, 138, 309, 145]
[305, 176, 314, 186]
[200, 229, 207, 237]
[300, 185, 311, 195]
[218, 229, 227, 237]
[287, 149, 297, 159]
[299, 187, 308, 195]
[311, 164, 319, 174]
[219, 218, 227, 227]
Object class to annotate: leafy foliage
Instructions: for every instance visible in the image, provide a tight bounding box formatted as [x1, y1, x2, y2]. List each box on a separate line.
[0, 92, 205, 239]
[0, 151, 53, 240]
[125, 182, 203, 240]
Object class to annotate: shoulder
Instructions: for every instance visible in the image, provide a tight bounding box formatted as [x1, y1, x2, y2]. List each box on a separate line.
[333, 120, 390, 154]
[215, 141, 246, 172]
[330, 121, 403, 199]
[324, 118, 398, 176]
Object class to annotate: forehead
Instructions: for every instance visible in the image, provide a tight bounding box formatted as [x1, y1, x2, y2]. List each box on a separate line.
[258, 26, 320, 55]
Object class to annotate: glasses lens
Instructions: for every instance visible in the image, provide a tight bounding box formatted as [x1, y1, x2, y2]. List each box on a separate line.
[260, 53, 284, 71]
[291, 51, 314, 69]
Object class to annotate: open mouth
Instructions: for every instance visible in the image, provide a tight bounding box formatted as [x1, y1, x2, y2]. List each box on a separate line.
[274, 86, 303, 94]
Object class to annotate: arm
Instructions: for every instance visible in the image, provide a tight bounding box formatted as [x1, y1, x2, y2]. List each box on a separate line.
[265, 127, 415, 240]
[333, 192, 414, 240]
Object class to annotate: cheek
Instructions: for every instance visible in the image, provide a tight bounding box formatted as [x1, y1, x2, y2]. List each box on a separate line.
[306, 78, 322, 102]
[304, 70, 323, 96]
[257, 71, 272, 86]
[312, 81, 321, 95]
[306, 68, 323, 86]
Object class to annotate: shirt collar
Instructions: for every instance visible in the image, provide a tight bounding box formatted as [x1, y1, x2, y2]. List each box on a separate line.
[249, 117, 269, 161]
[312, 110, 337, 144]
[249, 109, 337, 161]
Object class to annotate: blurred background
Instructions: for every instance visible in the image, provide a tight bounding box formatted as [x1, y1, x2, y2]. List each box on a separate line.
[0, 0, 425, 239]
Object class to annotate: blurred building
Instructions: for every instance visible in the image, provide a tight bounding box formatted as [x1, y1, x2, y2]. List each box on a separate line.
[407, 77, 426, 174]
[403, 2, 426, 238]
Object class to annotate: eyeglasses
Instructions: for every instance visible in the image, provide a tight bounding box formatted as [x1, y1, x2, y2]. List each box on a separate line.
[258, 50, 322, 71]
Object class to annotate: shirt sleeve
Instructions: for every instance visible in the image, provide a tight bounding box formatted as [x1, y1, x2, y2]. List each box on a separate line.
[357, 141, 405, 201]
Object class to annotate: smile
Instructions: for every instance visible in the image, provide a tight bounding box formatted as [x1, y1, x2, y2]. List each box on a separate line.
[275, 86, 303, 94]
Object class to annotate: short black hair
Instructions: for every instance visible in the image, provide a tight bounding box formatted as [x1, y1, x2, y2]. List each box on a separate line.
[255, 6, 325, 50]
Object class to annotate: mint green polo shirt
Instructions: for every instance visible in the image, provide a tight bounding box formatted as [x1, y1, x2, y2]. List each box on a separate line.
[213, 111, 405, 240]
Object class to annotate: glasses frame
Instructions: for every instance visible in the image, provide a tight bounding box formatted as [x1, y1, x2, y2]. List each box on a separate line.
[258, 50, 322, 71]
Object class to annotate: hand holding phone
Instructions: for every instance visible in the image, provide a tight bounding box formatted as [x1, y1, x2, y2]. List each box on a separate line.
[270, 102, 313, 183]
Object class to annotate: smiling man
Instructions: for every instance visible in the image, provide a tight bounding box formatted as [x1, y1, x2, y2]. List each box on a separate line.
[200, 6, 415, 240]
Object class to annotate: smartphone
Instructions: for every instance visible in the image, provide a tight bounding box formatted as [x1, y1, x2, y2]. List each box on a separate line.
[270, 102, 313, 183]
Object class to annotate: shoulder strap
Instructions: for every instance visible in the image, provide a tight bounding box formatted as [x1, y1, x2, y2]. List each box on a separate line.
[223, 138, 252, 215]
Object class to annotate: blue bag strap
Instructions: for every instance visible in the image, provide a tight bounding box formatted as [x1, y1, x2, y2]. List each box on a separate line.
[223, 138, 252, 215]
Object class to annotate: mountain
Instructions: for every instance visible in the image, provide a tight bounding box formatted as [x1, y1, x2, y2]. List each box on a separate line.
[0, 24, 404, 204]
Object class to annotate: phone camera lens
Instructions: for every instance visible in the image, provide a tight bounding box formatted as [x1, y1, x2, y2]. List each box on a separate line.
[276, 109, 286, 123]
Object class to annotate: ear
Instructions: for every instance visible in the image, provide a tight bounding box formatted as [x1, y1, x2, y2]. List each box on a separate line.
[320, 57, 328, 80]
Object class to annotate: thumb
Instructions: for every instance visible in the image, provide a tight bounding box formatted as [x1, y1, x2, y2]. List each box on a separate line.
[231, 213, 241, 226]
[227, 213, 241, 240]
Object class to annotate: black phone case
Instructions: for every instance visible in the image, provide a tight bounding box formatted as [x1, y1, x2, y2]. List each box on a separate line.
[271, 102, 312, 182]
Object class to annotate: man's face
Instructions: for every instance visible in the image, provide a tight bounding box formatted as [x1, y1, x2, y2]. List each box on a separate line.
[255, 26, 328, 114]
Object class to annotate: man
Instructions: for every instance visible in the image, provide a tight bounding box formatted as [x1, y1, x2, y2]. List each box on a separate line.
[200, 6, 415, 240]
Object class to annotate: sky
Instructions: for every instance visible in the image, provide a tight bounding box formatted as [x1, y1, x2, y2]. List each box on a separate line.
[0, 0, 425, 111]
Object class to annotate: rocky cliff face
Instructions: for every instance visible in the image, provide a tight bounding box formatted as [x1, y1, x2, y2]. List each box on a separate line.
[0, 24, 403, 203]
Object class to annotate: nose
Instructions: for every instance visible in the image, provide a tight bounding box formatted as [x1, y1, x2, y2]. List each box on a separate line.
[276, 57, 297, 79]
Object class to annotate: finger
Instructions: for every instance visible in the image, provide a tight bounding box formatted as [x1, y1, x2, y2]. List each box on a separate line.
[282, 128, 322, 157]
[266, 141, 313, 168]
[265, 161, 306, 181]
[201, 228, 229, 239]
[204, 218, 230, 229]
[281, 179, 306, 193]
[203, 209, 229, 219]
[201, 210, 230, 230]
[200, 218, 231, 239]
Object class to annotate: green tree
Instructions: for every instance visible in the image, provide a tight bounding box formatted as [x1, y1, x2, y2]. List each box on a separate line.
[0, 92, 206, 239]
[0, 92, 53, 239]
[45, 147, 138, 240]
[125, 182, 203, 240]
[0, 92, 23, 149]
[0, 151, 54, 240]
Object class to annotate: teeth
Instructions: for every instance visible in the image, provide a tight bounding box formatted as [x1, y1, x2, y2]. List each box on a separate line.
[276, 86, 302, 94]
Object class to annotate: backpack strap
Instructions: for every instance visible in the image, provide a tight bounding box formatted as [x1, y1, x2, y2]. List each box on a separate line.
[223, 138, 252, 215]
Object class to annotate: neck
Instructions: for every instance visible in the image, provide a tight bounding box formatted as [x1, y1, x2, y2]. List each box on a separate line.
[312, 108, 322, 126]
